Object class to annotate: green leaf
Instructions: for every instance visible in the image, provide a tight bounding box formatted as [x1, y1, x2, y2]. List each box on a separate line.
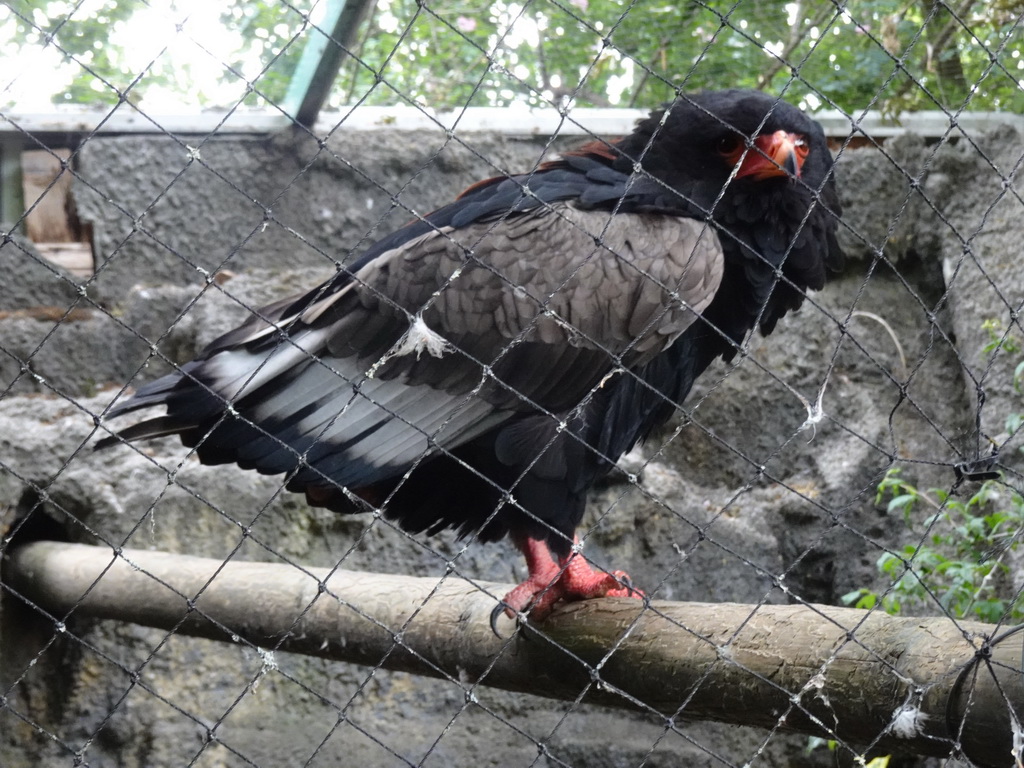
[841, 588, 878, 610]
[887, 494, 917, 514]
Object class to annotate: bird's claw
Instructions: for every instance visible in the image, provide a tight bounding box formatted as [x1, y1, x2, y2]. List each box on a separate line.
[609, 570, 644, 598]
[489, 601, 512, 637]
[490, 572, 644, 637]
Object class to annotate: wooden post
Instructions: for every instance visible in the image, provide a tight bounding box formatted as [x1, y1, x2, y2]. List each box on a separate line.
[4, 541, 1022, 765]
[21, 148, 94, 278]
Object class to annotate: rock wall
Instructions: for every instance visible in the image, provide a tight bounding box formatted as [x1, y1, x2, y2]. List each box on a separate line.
[2, 123, 1021, 767]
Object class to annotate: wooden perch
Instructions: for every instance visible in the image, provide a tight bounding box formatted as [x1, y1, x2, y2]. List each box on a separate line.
[5, 541, 1022, 765]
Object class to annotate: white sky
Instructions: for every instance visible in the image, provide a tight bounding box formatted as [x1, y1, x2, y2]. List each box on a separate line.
[0, 0, 290, 112]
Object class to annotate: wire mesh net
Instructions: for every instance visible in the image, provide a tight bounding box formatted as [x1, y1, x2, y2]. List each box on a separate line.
[2, 1, 1024, 766]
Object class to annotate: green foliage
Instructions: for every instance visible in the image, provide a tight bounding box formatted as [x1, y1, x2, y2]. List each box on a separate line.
[339, 0, 1024, 112]
[979, 317, 1024, 438]
[844, 468, 1024, 623]
[6, 0, 140, 104]
[218, 1, 306, 108]
[981, 317, 1022, 357]
[363, 0, 1024, 111]
[3, 0, 1024, 113]
[849, 319, 1024, 624]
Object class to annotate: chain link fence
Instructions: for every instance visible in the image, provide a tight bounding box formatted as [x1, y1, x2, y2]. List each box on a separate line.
[3, 1, 1024, 766]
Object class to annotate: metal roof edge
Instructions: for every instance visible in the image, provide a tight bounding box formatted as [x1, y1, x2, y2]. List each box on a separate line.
[812, 109, 1024, 139]
[1, 105, 1021, 140]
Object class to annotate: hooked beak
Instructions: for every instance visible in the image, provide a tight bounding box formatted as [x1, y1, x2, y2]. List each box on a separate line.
[735, 130, 808, 180]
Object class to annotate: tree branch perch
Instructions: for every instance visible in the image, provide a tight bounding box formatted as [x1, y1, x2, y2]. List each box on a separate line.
[4, 541, 1022, 765]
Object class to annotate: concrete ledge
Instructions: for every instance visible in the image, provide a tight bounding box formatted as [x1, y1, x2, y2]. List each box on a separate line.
[2, 104, 1022, 139]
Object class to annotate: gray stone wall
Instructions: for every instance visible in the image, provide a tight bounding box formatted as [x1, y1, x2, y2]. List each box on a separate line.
[2, 123, 1021, 767]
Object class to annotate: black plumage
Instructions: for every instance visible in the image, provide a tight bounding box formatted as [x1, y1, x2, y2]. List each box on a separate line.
[100, 90, 844, 619]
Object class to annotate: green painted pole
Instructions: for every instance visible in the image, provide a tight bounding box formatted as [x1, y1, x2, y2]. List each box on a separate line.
[282, 0, 377, 128]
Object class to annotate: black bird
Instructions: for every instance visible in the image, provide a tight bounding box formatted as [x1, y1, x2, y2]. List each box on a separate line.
[99, 90, 844, 624]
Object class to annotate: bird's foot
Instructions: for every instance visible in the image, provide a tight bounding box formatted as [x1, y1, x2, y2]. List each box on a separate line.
[490, 536, 643, 635]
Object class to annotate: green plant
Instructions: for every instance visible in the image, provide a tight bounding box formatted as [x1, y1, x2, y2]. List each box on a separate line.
[844, 468, 1024, 623]
[980, 317, 1021, 357]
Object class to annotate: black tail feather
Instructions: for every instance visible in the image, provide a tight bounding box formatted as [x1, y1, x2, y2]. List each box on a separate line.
[94, 415, 200, 450]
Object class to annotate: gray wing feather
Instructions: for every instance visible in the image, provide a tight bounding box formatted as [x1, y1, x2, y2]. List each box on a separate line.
[359, 203, 724, 382]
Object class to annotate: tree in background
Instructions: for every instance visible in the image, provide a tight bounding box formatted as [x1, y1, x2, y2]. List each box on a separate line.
[2, 0, 1022, 114]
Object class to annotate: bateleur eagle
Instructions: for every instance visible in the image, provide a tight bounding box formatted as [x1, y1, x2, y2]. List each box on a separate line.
[99, 89, 844, 626]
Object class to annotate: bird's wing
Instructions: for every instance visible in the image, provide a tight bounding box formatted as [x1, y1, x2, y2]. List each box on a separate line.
[104, 192, 722, 491]
[312, 202, 722, 388]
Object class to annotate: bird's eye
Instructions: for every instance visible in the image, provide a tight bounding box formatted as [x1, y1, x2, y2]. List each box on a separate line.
[716, 134, 743, 155]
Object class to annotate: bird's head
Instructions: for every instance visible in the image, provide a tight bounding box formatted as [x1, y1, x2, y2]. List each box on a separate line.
[715, 128, 808, 181]
[614, 89, 835, 216]
[609, 89, 844, 317]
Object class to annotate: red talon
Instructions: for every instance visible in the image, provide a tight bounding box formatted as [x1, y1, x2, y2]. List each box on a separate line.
[495, 534, 644, 626]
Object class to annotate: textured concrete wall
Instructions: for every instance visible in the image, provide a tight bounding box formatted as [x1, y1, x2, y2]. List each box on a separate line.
[1, 123, 1020, 767]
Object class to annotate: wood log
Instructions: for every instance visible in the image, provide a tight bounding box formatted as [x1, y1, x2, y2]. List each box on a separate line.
[4, 541, 1022, 765]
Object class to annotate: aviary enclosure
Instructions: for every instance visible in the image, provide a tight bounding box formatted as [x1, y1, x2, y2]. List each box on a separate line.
[2, 1, 1024, 766]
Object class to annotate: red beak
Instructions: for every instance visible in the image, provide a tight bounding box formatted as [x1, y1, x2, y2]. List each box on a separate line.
[735, 130, 808, 180]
